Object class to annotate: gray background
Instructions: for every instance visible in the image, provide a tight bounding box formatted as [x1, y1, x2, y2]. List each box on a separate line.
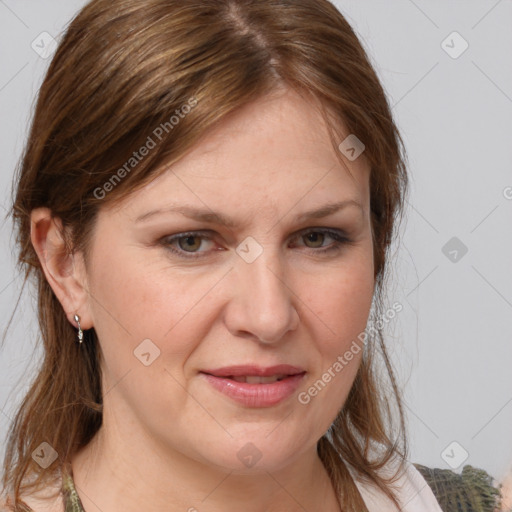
[1, 0, 511, 487]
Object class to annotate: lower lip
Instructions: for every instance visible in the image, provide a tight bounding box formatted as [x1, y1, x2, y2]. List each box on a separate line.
[201, 372, 306, 407]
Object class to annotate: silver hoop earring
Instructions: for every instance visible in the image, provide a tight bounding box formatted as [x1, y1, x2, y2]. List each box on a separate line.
[74, 314, 83, 344]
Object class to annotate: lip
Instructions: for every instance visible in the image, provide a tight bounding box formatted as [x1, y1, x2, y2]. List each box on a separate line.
[202, 364, 305, 377]
[200, 365, 306, 407]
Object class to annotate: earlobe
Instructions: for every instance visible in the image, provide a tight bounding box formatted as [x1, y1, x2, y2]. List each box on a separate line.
[30, 207, 93, 330]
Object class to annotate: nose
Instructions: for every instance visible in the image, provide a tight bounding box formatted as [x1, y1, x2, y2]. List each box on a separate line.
[224, 247, 300, 345]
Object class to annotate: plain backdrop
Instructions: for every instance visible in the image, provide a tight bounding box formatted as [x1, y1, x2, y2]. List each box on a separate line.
[1, 0, 511, 486]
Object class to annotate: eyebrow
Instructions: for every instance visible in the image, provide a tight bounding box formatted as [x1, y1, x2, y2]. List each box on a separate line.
[134, 199, 363, 227]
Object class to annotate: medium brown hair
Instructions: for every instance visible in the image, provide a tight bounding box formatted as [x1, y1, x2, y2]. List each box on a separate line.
[2, 0, 409, 510]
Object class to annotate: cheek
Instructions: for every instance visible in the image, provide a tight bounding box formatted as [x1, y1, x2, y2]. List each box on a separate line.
[86, 245, 226, 365]
[87, 253, 168, 341]
[85, 248, 217, 414]
[298, 248, 373, 412]
[304, 251, 374, 352]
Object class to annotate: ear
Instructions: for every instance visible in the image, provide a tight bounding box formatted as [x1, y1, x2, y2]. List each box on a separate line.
[30, 207, 94, 330]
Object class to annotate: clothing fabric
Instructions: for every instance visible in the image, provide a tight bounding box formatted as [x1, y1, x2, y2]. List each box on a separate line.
[6, 458, 443, 511]
[351, 458, 444, 511]
[61, 468, 85, 512]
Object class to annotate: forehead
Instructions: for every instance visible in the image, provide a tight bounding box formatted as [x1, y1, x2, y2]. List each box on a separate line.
[111, 87, 370, 223]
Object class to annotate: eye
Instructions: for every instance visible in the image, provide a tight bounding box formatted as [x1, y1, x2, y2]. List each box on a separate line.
[294, 228, 350, 254]
[162, 231, 216, 258]
[160, 228, 351, 260]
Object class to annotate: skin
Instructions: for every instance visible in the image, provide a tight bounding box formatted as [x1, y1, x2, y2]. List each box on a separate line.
[30, 86, 375, 512]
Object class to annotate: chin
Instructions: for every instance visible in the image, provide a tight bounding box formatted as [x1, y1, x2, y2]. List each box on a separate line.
[193, 433, 307, 474]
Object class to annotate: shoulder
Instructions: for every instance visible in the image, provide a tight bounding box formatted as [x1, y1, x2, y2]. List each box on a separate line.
[349, 456, 444, 512]
[0, 478, 64, 512]
[16, 494, 63, 512]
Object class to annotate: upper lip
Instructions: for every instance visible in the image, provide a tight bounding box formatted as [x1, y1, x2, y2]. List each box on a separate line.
[201, 364, 305, 378]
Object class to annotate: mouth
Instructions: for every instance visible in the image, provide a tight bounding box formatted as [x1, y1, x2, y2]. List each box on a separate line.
[224, 374, 290, 384]
[201, 364, 305, 381]
[199, 365, 306, 407]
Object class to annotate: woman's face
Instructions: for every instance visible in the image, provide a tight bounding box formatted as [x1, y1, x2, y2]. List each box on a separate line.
[79, 87, 374, 472]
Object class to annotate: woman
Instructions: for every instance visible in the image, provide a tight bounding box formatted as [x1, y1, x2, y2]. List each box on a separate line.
[1, 0, 443, 510]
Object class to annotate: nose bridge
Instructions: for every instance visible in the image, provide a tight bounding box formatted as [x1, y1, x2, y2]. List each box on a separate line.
[228, 240, 298, 343]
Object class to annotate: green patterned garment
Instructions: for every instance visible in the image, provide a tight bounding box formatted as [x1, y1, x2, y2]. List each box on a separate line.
[61, 469, 86, 512]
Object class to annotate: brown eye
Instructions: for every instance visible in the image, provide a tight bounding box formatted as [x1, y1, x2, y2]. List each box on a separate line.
[294, 228, 350, 255]
[177, 235, 203, 252]
[162, 231, 216, 258]
[303, 232, 326, 248]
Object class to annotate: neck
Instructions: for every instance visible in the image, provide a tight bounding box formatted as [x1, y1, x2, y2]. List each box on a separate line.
[70, 426, 342, 512]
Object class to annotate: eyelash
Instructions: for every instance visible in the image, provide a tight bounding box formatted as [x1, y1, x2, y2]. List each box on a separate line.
[160, 228, 351, 260]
